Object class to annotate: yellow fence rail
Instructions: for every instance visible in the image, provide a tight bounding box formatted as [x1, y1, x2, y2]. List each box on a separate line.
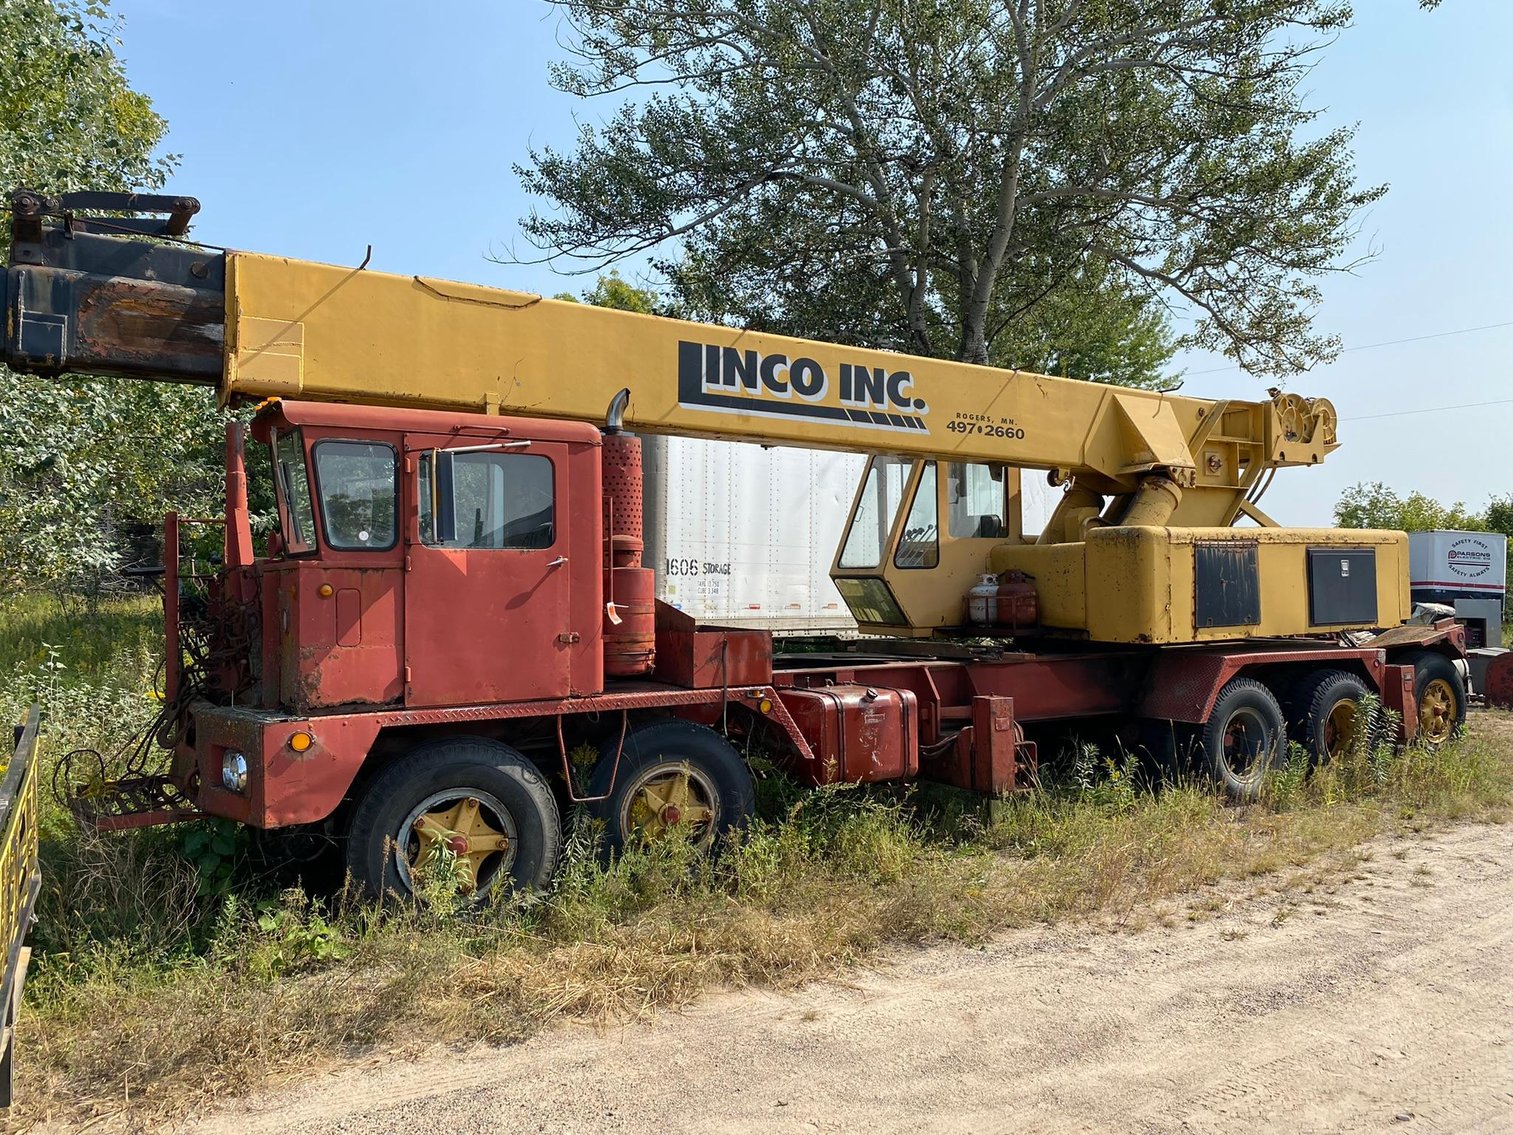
[0, 707, 40, 1108]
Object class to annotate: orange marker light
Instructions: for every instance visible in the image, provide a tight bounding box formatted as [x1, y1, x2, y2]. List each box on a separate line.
[318, 583, 334, 598]
[289, 731, 314, 753]
[758, 698, 773, 715]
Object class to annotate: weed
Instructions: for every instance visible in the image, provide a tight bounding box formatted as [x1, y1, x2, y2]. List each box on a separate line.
[177, 819, 248, 898]
[1, 595, 1511, 1128]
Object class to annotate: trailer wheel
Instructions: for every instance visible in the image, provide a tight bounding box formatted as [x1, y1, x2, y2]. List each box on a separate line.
[1403, 651, 1467, 748]
[1197, 677, 1288, 802]
[345, 738, 561, 902]
[588, 719, 755, 855]
[1289, 670, 1379, 765]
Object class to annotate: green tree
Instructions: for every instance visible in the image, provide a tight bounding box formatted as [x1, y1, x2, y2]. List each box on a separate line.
[1482, 494, 1513, 598]
[1333, 482, 1486, 532]
[519, 0, 1381, 374]
[987, 258, 1176, 388]
[1484, 495, 1513, 541]
[554, 270, 665, 315]
[0, 0, 226, 599]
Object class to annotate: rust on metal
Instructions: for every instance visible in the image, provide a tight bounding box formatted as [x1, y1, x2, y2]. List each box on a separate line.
[74, 276, 225, 372]
[777, 684, 920, 784]
[653, 602, 772, 688]
[1368, 617, 1466, 653]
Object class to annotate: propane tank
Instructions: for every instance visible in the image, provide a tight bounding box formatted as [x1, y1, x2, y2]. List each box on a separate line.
[967, 574, 999, 624]
[994, 571, 1039, 631]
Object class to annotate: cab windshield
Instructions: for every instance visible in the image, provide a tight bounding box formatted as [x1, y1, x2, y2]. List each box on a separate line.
[838, 456, 915, 569]
[313, 440, 398, 550]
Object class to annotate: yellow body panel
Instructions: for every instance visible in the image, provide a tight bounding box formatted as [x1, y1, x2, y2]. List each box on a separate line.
[224, 252, 1335, 508]
[989, 527, 1411, 642]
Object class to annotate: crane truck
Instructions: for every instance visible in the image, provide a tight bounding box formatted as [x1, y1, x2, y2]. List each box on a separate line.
[1, 190, 1467, 901]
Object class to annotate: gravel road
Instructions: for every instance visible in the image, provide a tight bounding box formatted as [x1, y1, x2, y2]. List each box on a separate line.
[181, 821, 1513, 1135]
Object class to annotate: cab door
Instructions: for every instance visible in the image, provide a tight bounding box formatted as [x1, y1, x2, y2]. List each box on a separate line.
[403, 434, 573, 707]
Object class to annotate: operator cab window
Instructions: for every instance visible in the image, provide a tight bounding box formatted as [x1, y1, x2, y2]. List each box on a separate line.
[312, 440, 398, 550]
[947, 462, 1007, 538]
[894, 462, 939, 568]
[271, 428, 317, 555]
[839, 456, 914, 569]
[420, 451, 555, 549]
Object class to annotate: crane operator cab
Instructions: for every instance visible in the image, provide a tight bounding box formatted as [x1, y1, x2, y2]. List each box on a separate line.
[832, 457, 1023, 635]
[831, 449, 1412, 644]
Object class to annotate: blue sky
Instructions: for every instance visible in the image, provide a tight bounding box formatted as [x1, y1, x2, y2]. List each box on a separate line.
[112, 0, 1513, 525]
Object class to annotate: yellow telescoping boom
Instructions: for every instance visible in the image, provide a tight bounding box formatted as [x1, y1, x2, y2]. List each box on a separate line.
[4, 190, 1409, 643]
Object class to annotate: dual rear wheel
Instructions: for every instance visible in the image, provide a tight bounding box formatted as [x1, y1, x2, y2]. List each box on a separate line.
[343, 721, 755, 902]
[1186, 656, 1466, 802]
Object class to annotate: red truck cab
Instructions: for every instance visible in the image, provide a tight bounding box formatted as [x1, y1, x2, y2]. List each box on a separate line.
[250, 401, 606, 711]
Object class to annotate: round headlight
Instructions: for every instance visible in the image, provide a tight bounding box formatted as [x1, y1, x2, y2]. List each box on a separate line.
[222, 750, 249, 793]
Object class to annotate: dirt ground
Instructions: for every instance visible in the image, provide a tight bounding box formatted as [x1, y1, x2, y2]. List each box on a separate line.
[171, 820, 1513, 1135]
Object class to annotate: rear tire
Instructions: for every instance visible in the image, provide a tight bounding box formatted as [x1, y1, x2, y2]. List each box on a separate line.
[588, 719, 755, 855]
[344, 737, 561, 902]
[1196, 677, 1288, 802]
[1402, 651, 1467, 748]
[1289, 670, 1378, 765]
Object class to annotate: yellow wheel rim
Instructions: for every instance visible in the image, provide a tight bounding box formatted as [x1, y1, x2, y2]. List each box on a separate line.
[1323, 699, 1358, 759]
[1419, 678, 1457, 746]
[621, 763, 717, 843]
[403, 792, 513, 895]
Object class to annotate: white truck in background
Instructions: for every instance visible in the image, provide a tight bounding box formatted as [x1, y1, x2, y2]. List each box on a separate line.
[641, 437, 1061, 634]
[1408, 530, 1507, 650]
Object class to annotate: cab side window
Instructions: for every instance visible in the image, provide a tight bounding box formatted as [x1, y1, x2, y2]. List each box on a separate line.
[947, 462, 1007, 538]
[313, 440, 398, 550]
[420, 451, 555, 549]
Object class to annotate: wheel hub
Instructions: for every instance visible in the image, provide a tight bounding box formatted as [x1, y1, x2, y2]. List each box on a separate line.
[1222, 710, 1267, 777]
[403, 793, 514, 895]
[625, 766, 715, 841]
[1420, 678, 1456, 744]
[1324, 700, 1357, 757]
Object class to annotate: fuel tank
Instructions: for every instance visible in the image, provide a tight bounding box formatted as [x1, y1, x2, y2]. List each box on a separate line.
[776, 684, 920, 785]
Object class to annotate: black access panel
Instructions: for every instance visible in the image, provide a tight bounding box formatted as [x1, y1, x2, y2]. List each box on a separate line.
[1307, 548, 1378, 625]
[1194, 541, 1261, 628]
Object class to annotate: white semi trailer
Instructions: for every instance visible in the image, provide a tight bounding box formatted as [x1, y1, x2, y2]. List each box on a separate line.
[641, 436, 865, 632]
[640, 437, 1061, 634]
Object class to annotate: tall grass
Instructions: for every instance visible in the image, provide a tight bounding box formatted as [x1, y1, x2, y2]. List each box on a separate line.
[1, 595, 1510, 1128]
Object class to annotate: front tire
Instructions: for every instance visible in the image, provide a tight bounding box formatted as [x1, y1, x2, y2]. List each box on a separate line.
[588, 719, 755, 855]
[1197, 677, 1288, 802]
[345, 737, 561, 902]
